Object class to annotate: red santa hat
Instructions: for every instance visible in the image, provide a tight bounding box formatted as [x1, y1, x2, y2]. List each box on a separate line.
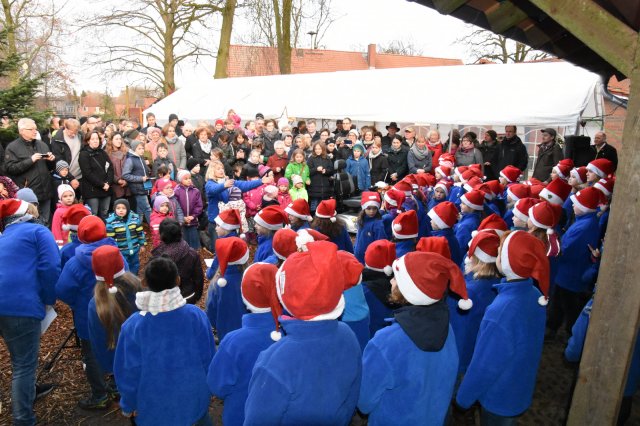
[453, 166, 468, 179]
[558, 158, 574, 168]
[393, 252, 472, 310]
[587, 158, 614, 178]
[594, 177, 615, 198]
[460, 170, 478, 184]
[570, 187, 601, 213]
[284, 199, 312, 222]
[506, 183, 531, 201]
[215, 208, 243, 233]
[472, 213, 508, 239]
[528, 201, 561, 234]
[392, 210, 419, 239]
[92, 245, 126, 294]
[62, 204, 91, 231]
[434, 179, 453, 197]
[276, 241, 351, 320]
[570, 166, 588, 185]
[468, 231, 500, 263]
[364, 240, 396, 276]
[513, 197, 541, 223]
[499, 231, 550, 305]
[403, 174, 418, 189]
[530, 184, 545, 198]
[435, 165, 453, 179]
[460, 190, 485, 211]
[361, 191, 381, 210]
[256, 205, 289, 230]
[241, 262, 283, 341]
[294, 228, 330, 252]
[500, 165, 521, 183]
[0, 199, 29, 219]
[315, 199, 337, 222]
[383, 188, 406, 208]
[428, 201, 458, 229]
[468, 163, 483, 176]
[552, 163, 572, 180]
[416, 236, 451, 260]
[439, 153, 455, 168]
[272, 228, 299, 260]
[78, 216, 107, 243]
[484, 180, 504, 198]
[415, 173, 436, 188]
[215, 236, 250, 287]
[337, 250, 364, 288]
[393, 179, 413, 194]
[473, 183, 493, 200]
[462, 176, 483, 193]
[539, 178, 572, 205]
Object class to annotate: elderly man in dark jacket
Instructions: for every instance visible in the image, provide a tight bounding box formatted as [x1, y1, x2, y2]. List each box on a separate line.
[590, 131, 618, 171]
[532, 128, 564, 182]
[5, 118, 56, 223]
[496, 125, 529, 173]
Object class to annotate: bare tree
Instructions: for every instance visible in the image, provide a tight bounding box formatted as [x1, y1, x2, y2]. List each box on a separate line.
[458, 27, 552, 64]
[214, 0, 237, 78]
[379, 40, 424, 56]
[80, 0, 223, 96]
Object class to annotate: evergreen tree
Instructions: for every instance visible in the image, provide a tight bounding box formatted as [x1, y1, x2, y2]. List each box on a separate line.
[0, 31, 49, 147]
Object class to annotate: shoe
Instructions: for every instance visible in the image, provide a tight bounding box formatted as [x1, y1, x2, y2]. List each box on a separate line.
[78, 395, 109, 410]
[35, 383, 55, 401]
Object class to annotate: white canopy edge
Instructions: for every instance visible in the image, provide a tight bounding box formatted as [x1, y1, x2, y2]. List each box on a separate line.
[144, 61, 601, 128]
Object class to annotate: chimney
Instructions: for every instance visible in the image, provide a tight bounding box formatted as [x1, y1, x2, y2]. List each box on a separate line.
[367, 44, 376, 69]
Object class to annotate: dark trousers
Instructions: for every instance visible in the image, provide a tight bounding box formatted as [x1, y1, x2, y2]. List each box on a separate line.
[80, 339, 107, 400]
[547, 286, 591, 334]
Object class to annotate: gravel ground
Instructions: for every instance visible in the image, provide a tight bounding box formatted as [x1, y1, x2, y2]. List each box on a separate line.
[1, 243, 639, 425]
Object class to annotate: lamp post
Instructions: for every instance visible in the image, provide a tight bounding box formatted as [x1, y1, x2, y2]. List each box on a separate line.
[307, 31, 317, 49]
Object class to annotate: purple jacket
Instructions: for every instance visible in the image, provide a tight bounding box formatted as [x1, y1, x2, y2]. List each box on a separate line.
[174, 184, 204, 227]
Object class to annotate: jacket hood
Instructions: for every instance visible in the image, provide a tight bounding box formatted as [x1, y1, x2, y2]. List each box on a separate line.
[394, 302, 450, 352]
[76, 237, 117, 269]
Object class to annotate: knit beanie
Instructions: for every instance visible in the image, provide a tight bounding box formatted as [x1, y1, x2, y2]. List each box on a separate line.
[177, 170, 191, 184]
[56, 160, 70, 174]
[187, 158, 200, 171]
[57, 184, 75, 201]
[114, 199, 130, 217]
[16, 188, 38, 205]
[277, 177, 289, 187]
[130, 140, 143, 151]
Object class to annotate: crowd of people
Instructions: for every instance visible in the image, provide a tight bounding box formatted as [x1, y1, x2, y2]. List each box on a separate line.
[0, 109, 634, 426]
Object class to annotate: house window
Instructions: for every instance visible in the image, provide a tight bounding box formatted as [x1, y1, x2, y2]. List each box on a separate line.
[95, 107, 100, 114]
[83, 107, 88, 112]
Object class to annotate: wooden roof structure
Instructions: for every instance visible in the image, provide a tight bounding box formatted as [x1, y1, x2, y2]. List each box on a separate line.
[412, 1, 640, 424]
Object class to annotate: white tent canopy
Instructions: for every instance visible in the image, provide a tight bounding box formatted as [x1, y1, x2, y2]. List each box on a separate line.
[144, 61, 602, 128]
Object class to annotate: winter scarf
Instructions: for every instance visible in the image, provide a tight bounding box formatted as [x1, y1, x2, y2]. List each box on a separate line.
[135, 287, 186, 316]
[368, 148, 382, 170]
[198, 139, 212, 154]
[410, 143, 429, 161]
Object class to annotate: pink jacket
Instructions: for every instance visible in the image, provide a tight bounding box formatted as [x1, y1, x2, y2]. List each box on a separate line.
[242, 183, 265, 217]
[278, 190, 292, 210]
[51, 203, 71, 246]
[150, 211, 174, 247]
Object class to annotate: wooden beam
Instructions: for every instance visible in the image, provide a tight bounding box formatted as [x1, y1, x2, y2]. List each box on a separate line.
[529, 0, 636, 76]
[567, 30, 640, 425]
[432, 0, 467, 15]
[486, 1, 528, 34]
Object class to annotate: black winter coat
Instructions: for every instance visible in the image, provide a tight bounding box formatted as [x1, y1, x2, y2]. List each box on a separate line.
[78, 146, 114, 200]
[4, 137, 54, 201]
[590, 143, 618, 171]
[369, 154, 390, 185]
[307, 155, 334, 199]
[496, 136, 529, 172]
[50, 132, 73, 165]
[386, 148, 409, 183]
[478, 141, 500, 181]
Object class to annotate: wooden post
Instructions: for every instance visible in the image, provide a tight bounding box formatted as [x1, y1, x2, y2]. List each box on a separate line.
[567, 31, 640, 424]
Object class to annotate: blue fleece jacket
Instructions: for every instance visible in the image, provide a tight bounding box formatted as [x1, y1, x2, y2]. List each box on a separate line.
[456, 279, 546, 416]
[205, 264, 247, 341]
[205, 231, 237, 280]
[244, 319, 361, 425]
[358, 321, 458, 425]
[56, 237, 124, 339]
[87, 294, 137, 373]
[414, 196, 431, 238]
[346, 155, 371, 191]
[599, 209, 609, 241]
[205, 179, 262, 222]
[454, 212, 481, 252]
[0, 222, 60, 320]
[207, 312, 276, 426]
[254, 234, 275, 262]
[381, 209, 398, 240]
[448, 184, 463, 206]
[447, 276, 500, 373]
[565, 298, 640, 397]
[430, 228, 463, 267]
[363, 286, 394, 338]
[502, 208, 514, 228]
[60, 233, 80, 268]
[427, 197, 444, 211]
[555, 212, 599, 293]
[290, 221, 310, 232]
[354, 216, 386, 264]
[113, 304, 215, 425]
[324, 226, 354, 253]
[395, 239, 416, 258]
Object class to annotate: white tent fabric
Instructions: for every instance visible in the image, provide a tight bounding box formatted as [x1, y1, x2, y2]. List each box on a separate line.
[144, 61, 601, 127]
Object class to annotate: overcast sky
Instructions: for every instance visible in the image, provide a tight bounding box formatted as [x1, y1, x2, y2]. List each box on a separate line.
[64, 0, 473, 94]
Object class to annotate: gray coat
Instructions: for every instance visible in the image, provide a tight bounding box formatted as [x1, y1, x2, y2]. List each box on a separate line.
[455, 148, 484, 171]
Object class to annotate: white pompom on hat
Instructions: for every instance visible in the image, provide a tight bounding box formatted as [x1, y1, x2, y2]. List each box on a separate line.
[315, 199, 337, 222]
[365, 240, 396, 276]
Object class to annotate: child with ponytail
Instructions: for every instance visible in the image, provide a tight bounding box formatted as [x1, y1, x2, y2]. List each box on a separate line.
[311, 199, 353, 253]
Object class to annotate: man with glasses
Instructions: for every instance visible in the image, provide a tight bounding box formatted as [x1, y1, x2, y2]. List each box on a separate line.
[5, 118, 56, 223]
[51, 118, 83, 182]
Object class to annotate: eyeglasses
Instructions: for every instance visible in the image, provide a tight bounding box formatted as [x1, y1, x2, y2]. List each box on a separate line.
[23, 128, 37, 131]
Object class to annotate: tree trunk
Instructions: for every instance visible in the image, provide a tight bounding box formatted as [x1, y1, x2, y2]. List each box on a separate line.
[162, 14, 176, 95]
[1, 0, 19, 83]
[273, 0, 292, 74]
[214, 0, 236, 79]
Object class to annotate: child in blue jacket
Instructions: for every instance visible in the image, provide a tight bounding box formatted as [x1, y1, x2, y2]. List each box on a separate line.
[336, 250, 368, 351]
[207, 263, 281, 426]
[354, 191, 387, 264]
[244, 241, 362, 425]
[59, 204, 91, 268]
[359, 251, 472, 425]
[346, 142, 371, 191]
[311, 199, 354, 253]
[206, 236, 250, 341]
[56, 216, 125, 409]
[547, 187, 601, 339]
[392, 210, 419, 257]
[114, 257, 215, 426]
[454, 189, 484, 252]
[87, 246, 140, 375]
[456, 231, 548, 422]
[361, 240, 399, 337]
[106, 199, 146, 274]
[428, 201, 463, 266]
[253, 205, 288, 263]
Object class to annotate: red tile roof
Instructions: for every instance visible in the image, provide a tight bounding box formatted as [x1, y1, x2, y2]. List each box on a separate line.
[608, 75, 630, 97]
[226, 44, 462, 77]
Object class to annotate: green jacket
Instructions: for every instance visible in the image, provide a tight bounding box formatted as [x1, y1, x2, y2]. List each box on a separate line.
[284, 162, 310, 188]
